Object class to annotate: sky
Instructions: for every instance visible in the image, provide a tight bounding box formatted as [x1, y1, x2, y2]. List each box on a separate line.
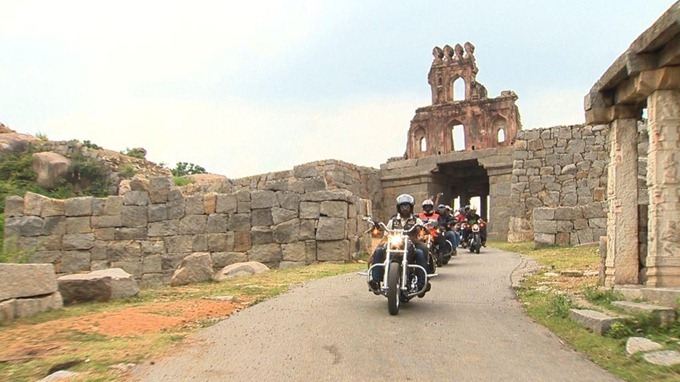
[0, 1, 675, 178]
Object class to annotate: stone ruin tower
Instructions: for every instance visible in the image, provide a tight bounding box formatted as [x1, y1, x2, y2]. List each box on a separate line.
[405, 42, 522, 158]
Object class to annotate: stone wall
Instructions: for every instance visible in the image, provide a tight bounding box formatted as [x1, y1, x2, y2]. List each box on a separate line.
[4, 173, 374, 287]
[508, 124, 610, 243]
[532, 204, 607, 247]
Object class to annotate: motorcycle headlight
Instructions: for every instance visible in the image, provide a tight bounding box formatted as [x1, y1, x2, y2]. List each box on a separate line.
[388, 234, 405, 250]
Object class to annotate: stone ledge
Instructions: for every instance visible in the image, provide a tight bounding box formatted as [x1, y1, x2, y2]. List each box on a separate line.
[568, 308, 623, 334]
[612, 301, 677, 326]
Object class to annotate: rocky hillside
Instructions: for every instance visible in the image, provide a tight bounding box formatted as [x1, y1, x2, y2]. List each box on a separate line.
[0, 122, 171, 196]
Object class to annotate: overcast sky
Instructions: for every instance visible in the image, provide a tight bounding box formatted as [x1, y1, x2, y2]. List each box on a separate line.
[1, 1, 675, 178]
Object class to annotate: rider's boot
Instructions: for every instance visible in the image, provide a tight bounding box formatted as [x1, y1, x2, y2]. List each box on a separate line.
[417, 281, 431, 298]
[368, 280, 380, 295]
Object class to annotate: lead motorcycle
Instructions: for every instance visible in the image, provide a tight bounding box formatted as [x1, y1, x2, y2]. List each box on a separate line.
[360, 217, 432, 315]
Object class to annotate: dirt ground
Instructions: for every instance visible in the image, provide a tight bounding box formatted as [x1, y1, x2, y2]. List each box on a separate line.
[0, 299, 239, 363]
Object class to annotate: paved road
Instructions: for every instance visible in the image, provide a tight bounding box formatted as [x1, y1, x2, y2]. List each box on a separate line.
[131, 247, 622, 381]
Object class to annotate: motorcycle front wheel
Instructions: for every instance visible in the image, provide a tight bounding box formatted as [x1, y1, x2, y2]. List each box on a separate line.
[387, 263, 401, 315]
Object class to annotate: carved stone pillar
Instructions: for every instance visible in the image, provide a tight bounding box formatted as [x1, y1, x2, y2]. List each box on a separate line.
[645, 89, 680, 287]
[605, 117, 639, 286]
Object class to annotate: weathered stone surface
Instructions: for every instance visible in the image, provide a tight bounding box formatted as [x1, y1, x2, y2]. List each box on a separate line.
[179, 214, 207, 234]
[24, 192, 46, 216]
[63, 233, 95, 250]
[228, 213, 251, 231]
[207, 214, 228, 233]
[282, 242, 306, 262]
[121, 205, 147, 227]
[211, 252, 248, 269]
[216, 194, 237, 213]
[4, 195, 24, 217]
[64, 197, 94, 217]
[104, 196, 124, 215]
[252, 209, 274, 226]
[248, 243, 281, 264]
[123, 190, 150, 206]
[251, 190, 278, 209]
[14, 292, 63, 318]
[0, 299, 16, 321]
[0, 263, 58, 301]
[214, 261, 270, 281]
[320, 201, 348, 218]
[170, 252, 214, 286]
[273, 219, 299, 243]
[316, 240, 349, 261]
[61, 251, 91, 273]
[148, 176, 174, 204]
[58, 268, 139, 304]
[568, 309, 621, 334]
[316, 217, 346, 240]
[272, 207, 297, 225]
[41, 198, 65, 217]
[66, 216, 92, 234]
[643, 350, 680, 367]
[626, 337, 663, 355]
[300, 202, 320, 219]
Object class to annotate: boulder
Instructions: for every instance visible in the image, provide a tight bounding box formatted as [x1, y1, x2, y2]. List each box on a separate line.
[170, 252, 213, 286]
[57, 268, 139, 304]
[0, 129, 40, 154]
[32, 152, 72, 189]
[214, 261, 270, 281]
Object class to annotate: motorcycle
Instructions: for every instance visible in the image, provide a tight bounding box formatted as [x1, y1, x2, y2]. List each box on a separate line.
[419, 223, 453, 267]
[361, 217, 431, 315]
[465, 221, 485, 254]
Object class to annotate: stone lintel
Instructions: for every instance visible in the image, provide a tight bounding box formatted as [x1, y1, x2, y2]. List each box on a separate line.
[625, 51, 659, 77]
[585, 104, 641, 125]
[659, 34, 680, 66]
[616, 66, 680, 105]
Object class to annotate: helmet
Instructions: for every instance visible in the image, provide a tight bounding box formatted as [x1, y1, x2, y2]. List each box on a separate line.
[445, 205, 453, 211]
[395, 194, 415, 212]
[422, 199, 434, 212]
[470, 205, 477, 212]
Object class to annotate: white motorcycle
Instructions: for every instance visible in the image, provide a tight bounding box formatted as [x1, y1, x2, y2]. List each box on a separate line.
[360, 217, 432, 315]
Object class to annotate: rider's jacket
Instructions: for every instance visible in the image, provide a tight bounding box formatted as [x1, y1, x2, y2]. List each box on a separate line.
[438, 214, 455, 231]
[388, 214, 423, 231]
[418, 211, 439, 224]
[466, 213, 482, 225]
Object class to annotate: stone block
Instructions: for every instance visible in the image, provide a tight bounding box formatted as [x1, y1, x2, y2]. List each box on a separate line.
[0, 263, 58, 301]
[277, 192, 300, 211]
[316, 240, 349, 262]
[23, 192, 46, 216]
[164, 235, 193, 253]
[273, 219, 300, 244]
[0, 299, 16, 321]
[66, 216, 92, 234]
[114, 227, 148, 240]
[211, 252, 248, 269]
[142, 254, 162, 274]
[148, 220, 179, 237]
[123, 191, 150, 206]
[247, 243, 282, 264]
[216, 194, 237, 214]
[4, 195, 24, 217]
[300, 202, 320, 219]
[58, 268, 139, 304]
[251, 227, 274, 244]
[167, 198, 186, 219]
[568, 309, 621, 334]
[316, 217, 346, 241]
[252, 209, 274, 226]
[92, 215, 122, 228]
[228, 214, 251, 231]
[214, 261, 270, 281]
[64, 196, 94, 216]
[63, 233, 95, 251]
[104, 196, 124, 215]
[207, 233, 230, 251]
[320, 201, 348, 218]
[61, 251, 92, 273]
[121, 205, 148, 227]
[148, 204, 168, 222]
[148, 176, 174, 204]
[179, 215, 207, 235]
[41, 198, 65, 217]
[282, 242, 306, 262]
[207, 214, 228, 233]
[185, 195, 204, 214]
[272, 207, 297, 225]
[251, 190, 278, 209]
[14, 292, 63, 318]
[203, 193, 217, 214]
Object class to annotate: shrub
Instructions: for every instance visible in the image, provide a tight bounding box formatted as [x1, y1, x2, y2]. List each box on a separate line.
[171, 162, 206, 177]
[83, 140, 102, 150]
[122, 147, 147, 159]
[119, 163, 137, 179]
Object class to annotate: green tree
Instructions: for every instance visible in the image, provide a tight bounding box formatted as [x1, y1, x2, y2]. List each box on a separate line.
[171, 162, 207, 177]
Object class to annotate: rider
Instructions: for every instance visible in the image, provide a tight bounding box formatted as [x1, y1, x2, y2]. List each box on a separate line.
[418, 199, 444, 261]
[437, 204, 459, 254]
[369, 194, 430, 295]
[464, 205, 487, 246]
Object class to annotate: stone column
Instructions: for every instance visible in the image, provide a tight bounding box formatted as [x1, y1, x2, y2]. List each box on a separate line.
[605, 117, 639, 286]
[645, 89, 680, 287]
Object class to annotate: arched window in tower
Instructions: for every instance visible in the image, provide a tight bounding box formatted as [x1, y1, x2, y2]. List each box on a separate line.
[452, 77, 466, 101]
[493, 118, 507, 143]
[414, 127, 427, 153]
[451, 123, 465, 151]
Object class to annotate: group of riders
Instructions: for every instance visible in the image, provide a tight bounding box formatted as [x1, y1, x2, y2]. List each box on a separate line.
[368, 193, 487, 296]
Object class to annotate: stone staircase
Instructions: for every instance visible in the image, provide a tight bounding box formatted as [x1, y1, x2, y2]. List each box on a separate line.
[568, 286, 680, 366]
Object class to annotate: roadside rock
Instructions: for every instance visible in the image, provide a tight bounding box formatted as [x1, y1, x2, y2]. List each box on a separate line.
[170, 252, 213, 286]
[214, 261, 270, 281]
[32, 152, 72, 189]
[58, 268, 139, 304]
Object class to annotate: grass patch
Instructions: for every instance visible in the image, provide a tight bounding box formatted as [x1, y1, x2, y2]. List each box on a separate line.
[497, 241, 680, 381]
